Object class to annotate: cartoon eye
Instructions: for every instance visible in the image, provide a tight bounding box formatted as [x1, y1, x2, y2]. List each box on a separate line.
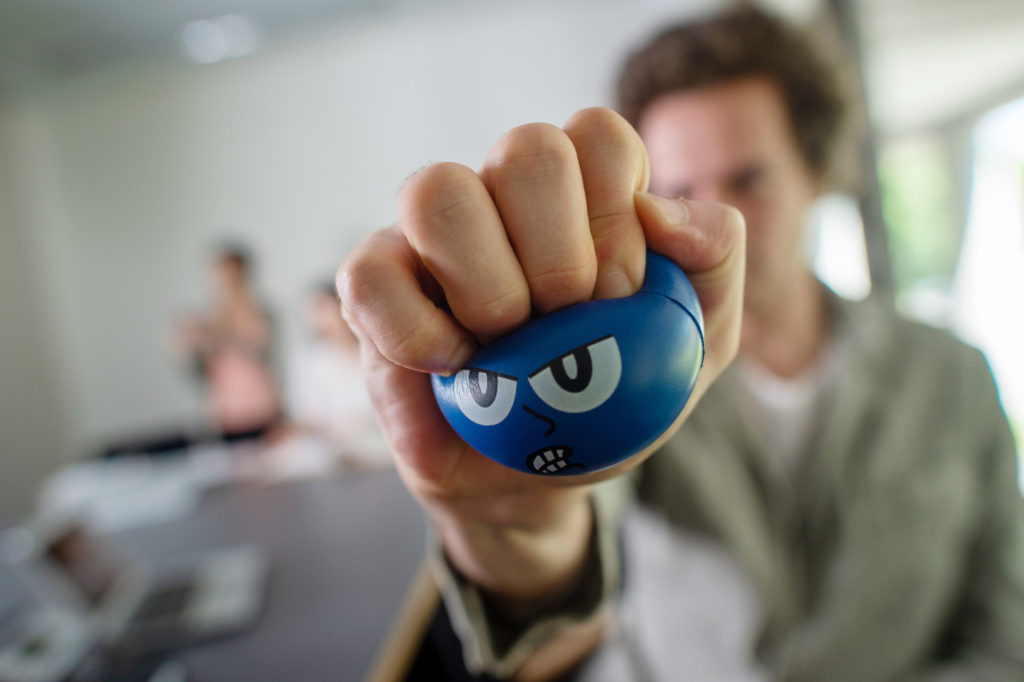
[528, 335, 621, 413]
[453, 368, 518, 426]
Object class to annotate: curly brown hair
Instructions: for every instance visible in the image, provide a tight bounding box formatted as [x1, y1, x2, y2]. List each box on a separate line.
[616, 5, 845, 178]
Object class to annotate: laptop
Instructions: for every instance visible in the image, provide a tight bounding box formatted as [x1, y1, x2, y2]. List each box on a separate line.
[0, 518, 268, 679]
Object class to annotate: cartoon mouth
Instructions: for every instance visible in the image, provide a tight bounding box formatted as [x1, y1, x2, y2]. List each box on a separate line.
[527, 445, 585, 474]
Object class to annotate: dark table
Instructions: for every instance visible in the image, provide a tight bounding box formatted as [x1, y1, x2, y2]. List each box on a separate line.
[112, 470, 427, 682]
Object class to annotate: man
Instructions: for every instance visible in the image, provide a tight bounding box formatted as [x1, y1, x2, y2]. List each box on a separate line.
[339, 6, 1024, 681]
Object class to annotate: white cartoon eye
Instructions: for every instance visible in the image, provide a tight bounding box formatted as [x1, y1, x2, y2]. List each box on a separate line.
[453, 368, 518, 426]
[528, 335, 621, 414]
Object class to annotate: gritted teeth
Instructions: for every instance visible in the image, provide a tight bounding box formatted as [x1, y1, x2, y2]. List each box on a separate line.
[527, 445, 580, 474]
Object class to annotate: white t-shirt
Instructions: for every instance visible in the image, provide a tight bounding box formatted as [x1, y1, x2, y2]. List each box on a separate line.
[733, 338, 845, 482]
[580, 337, 849, 680]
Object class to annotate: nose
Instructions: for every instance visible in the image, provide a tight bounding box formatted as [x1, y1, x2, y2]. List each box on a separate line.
[522, 404, 555, 437]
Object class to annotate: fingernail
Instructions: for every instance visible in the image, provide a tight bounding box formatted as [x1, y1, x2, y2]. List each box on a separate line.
[639, 192, 689, 225]
[594, 267, 634, 300]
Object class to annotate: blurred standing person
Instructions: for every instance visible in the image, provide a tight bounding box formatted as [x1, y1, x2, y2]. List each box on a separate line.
[176, 244, 281, 442]
[284, 282, 390, 470]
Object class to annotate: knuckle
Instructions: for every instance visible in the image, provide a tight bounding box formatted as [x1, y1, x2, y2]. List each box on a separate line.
[561, 106, 647, 196]
[489, 122, 576, 173]
[530, 261, 596, 305]
[384, 319, 448, 368]
[399, 162, 481, 234]
[468, 286, 531, 336]
[337, 247, 387, 322]
[334, 262, 349, 304]
[565, 106, 635, 143]
[564, 107, 649, 191]
[591, 215, 642, 260]
[337, 229, 410, 320]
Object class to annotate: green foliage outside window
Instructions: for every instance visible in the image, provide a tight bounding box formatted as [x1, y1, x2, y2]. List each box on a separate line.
[877, 139, 961, 295]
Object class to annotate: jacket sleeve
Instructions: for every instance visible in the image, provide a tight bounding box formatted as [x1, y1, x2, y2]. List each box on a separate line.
[427, 475, 634, 679]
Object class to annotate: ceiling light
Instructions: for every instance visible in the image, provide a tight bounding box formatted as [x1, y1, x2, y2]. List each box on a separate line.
[180, 14, 260, 65]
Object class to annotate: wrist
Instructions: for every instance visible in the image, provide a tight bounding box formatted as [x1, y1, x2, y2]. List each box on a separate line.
[437, 494, 593, 604]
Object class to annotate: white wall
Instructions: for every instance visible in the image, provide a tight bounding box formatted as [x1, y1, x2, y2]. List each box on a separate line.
[0, 0, 714, 519]
[0, 101, 76, 525]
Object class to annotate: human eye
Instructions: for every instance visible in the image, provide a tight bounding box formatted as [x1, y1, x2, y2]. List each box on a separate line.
[730, 164, 768, 194]
[452, 368, 518, 426]
[527, 335, 621, 414]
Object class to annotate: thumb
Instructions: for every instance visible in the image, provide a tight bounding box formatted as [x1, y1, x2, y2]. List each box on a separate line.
[634, 192, 746, 376]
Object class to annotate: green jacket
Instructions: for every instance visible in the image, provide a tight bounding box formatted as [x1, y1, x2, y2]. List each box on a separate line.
[434, 292, 1024, 680]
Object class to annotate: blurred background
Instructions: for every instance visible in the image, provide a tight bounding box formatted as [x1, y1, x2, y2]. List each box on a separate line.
[2, 0, 1023, 523]
[0, 0, 1022, 676]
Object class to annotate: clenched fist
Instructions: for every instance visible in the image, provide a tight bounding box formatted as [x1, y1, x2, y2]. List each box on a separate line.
[337, 107, 744, 610]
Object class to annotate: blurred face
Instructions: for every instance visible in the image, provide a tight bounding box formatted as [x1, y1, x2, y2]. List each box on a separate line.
[638, 78, 821, 312]
[309, 292, 357, 347]
[213, 257, 248, 297]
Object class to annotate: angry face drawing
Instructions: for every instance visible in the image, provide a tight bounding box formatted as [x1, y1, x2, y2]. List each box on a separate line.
[431, 251, 704, 475]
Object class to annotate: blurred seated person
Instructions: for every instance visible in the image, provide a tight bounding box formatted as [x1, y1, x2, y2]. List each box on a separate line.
[337, 6, 1024, 682]
[175, 244, 281, 443]
[282, 282, 390, 471]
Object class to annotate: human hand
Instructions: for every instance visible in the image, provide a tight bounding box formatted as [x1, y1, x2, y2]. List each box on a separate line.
[337, 107, 745, 604]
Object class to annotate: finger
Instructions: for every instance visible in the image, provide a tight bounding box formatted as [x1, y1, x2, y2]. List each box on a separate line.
[634, 192, 746, 375]
[399, 162, 532, 343]
[341, 262, 524, 492]
[352, 312, 573, 499]
[349, 321, 464, 487]
[562, 108, 650, 300]
[337, 226, 477, 375]
[482, 123, 596, 314]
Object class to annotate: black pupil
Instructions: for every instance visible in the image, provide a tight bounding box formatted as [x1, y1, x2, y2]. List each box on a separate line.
[550, 348, 592, 393]
[469, 370, 498, 407]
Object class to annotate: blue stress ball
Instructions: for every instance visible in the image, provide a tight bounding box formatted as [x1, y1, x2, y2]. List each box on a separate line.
[431, 251, 704, 476]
